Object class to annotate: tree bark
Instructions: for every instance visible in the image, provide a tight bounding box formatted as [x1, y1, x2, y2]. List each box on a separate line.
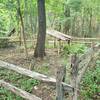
[17, 0, 28, 58]
[63, 5, 70, 34]
[24, 0, 28, 33]
[34, 0, 46, 58]
[88, 8, 92, 37]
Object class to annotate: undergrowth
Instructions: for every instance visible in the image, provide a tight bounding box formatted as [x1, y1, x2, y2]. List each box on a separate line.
[62, 43, 88, 56]
[80, 59, 100, 100]
[0, 68, 39, 100]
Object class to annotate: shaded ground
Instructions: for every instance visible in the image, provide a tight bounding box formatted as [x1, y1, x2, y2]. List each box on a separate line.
[0, 47, 64, 100]
[0, 47, 61, 75]
[0, 45, 100, 100]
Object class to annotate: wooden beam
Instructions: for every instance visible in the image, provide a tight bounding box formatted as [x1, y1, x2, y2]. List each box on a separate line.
[0, 60, 73, 92]
[47, 30, 71, 41]
[73, 37, 100, 40]
[78, 44, 100, 64]
[73, 37, 100, 42]
[77, 48, 100, 84]
[56, 66, 66, 100]
[0, 80, 41, 100]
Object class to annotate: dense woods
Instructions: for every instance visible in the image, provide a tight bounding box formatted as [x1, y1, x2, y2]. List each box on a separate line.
[0, 0, 100, 100]
[0, 0, 100, 37]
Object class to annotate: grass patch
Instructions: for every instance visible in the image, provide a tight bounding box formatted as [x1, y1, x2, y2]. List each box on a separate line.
[80, 60, 100, 99]
[0, 68, 39, 100]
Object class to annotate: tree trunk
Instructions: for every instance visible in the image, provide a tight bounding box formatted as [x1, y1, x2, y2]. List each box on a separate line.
[34, 0, 46, 58]
[88, 8, 92, 37]
[81, 8, 85, 37]
[17, 0, 28, 58]
[24, 0, 28, 33]
[63, 5, 70, 34]
[71, 16, 76, 36]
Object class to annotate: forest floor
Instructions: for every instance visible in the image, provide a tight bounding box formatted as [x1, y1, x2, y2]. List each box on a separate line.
[0, 47, 68, 100]
[0, 47, 63, 76]
[0, 44, 100, 100]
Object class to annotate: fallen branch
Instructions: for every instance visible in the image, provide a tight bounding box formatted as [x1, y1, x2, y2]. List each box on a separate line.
[0, 80, 41, 100]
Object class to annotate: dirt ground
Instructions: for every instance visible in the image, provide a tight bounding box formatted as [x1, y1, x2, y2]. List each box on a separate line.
[0, 47, 66, 100]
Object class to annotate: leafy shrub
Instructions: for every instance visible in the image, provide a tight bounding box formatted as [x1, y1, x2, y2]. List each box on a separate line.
[80, 60, 100, 99]
[62, 44, 87, 56]
[0, 68, 39, 99]
[0, 38, 14, 48]
[0, 38, 9, 48]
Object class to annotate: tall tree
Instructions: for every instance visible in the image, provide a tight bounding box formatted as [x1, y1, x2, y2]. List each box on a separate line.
[17, 0, 28, 58]
[24, 0, 28, 33]
[34, 0, 46, 58]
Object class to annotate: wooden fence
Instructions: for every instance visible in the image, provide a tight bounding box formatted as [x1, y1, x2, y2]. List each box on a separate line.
[0, 44, 99, 100]
[0, 60, 73, 100]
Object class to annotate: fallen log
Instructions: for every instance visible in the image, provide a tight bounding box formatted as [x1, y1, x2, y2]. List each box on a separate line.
[0, 60, 73, 92]
[0, 80, 41, 100]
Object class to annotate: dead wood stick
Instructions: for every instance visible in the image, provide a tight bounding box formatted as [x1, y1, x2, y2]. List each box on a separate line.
[0, 80, 41, 100]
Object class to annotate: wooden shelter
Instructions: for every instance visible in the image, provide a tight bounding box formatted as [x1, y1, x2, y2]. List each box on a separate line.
[47, 29, 72, 41]
[46, 29, 72, 54]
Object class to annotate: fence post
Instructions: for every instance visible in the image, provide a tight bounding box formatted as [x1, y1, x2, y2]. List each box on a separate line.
[70, 54, 79, 100]
[56, 65, 66, 100]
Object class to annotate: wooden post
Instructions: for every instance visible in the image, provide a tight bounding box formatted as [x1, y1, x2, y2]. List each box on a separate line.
[57, 39, 61, 55]
[68, 40, 70, 45]
[54, 38, 56, 48]
[56, 65, 66, 100]
[70, 54, 79, 100]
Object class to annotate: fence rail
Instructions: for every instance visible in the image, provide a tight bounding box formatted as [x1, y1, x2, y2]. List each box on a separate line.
[0, 80, 41, 100]
[0, 44, 100, 99]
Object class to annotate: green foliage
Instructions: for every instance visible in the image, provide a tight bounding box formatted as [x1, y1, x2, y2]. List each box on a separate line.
[0, 68, 39, 99]
[0, 38, 9, 48]
[0, 0, 100, 37]
[80, 60, 100, 99]
[62, 44, 87, 56]
[0, 87, 23, 100]
[67, 0, 82, 12]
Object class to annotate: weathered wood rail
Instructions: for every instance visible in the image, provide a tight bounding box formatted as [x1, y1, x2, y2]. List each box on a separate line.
[0, 60, 73, 92]
[0, 80, 41, 100]
[0, 29, 100, 44]
[0, 44, 99, 99]
[73, 37, 100, 43]
[47, 29, 72, 41]
[70, 44, 100, 100]
[0, 60, 73, 99]
[0, 29, 100, 99]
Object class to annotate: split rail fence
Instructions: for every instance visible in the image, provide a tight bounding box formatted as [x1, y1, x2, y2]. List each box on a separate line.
[0, 44, 100, 100]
